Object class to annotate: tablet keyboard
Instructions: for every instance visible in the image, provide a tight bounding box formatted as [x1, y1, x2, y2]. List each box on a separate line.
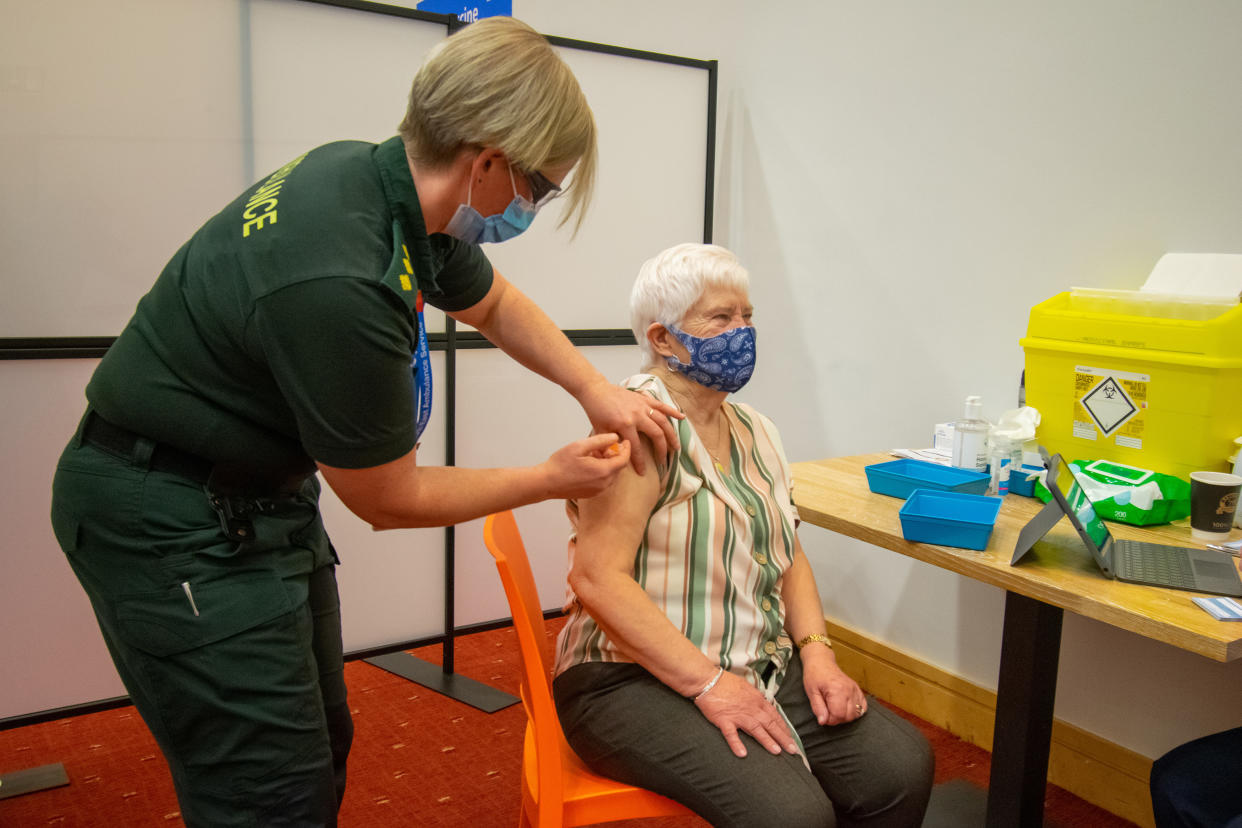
[1116, 541, 1196, 589]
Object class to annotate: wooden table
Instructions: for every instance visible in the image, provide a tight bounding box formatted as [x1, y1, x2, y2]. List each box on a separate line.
[792, 454, 1242, 827]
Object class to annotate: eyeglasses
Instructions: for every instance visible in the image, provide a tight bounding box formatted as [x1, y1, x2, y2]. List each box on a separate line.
[524, 169, 561, 208]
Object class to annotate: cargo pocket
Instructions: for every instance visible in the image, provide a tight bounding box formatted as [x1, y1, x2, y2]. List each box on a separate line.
[115, 572, 294, 658]
[112, 572, 322, 781]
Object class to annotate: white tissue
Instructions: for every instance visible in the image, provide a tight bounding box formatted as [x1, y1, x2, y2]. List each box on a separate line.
[1141, 253, 1242, 300]
[991, 406, 1040, 442]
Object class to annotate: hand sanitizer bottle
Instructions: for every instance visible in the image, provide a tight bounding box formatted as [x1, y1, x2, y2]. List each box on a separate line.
[951, 396, 990, 472]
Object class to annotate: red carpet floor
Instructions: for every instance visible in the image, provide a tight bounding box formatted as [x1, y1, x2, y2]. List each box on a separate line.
[0, 620, 1136, 827]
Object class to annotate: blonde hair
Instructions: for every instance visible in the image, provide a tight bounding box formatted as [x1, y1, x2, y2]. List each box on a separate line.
[399, 17, 597, 232]
[631, 243, 751, 367]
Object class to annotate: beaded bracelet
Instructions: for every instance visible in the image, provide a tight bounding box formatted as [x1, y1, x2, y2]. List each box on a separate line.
[692, 666, 725, 701]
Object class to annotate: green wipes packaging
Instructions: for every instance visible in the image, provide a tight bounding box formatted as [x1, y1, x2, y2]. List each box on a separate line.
[1034, 459, 1191, 526]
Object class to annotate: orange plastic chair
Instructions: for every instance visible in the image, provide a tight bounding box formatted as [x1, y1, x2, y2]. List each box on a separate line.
[483, 510, 697, 828]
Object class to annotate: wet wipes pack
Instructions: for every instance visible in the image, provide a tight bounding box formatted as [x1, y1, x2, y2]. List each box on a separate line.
[1035, 458, 1190, 526]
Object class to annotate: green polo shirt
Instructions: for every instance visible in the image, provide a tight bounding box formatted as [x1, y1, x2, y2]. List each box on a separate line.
[87, 137, 493, 471]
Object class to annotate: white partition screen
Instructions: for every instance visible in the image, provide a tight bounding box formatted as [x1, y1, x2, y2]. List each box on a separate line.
[483, 39, 712, 329]
[0, 0, 250, 339]
[0, 0, 714, 720]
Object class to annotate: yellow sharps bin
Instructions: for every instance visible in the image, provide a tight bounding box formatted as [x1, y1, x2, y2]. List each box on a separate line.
[1021, 290, 1242, 482]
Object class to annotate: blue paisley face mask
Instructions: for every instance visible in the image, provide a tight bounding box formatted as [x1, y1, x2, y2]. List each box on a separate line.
[443, 164, 537, 245]
[664, 323, 757, 393]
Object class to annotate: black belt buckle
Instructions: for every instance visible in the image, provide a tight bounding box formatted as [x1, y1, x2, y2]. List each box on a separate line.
[207, 493, 258, 543]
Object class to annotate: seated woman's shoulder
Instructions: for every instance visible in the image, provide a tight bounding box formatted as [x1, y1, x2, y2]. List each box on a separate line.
[730, 400, 779, 428]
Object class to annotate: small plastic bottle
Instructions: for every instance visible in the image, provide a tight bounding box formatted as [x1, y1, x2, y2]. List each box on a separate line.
[951, 396, 990, 472]
[987, 435, 1022, 496]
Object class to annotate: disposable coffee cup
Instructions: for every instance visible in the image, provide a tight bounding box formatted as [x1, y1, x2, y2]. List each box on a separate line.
[1189, 471, 1242, 540]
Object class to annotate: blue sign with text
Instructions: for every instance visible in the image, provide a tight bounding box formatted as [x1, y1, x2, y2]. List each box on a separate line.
[417, 0, 511, 23]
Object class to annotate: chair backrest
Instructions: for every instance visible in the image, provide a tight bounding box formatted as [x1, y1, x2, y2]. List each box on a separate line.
[483, 510, 565, 810]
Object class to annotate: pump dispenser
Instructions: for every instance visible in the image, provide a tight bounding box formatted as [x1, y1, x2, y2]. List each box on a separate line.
[952, 396, 990, 471]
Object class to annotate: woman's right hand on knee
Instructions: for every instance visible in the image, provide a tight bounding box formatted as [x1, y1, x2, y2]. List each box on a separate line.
[693, 671, 799, 758]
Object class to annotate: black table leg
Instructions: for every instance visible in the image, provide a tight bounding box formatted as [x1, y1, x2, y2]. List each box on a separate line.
[987, 591, 1063, 828]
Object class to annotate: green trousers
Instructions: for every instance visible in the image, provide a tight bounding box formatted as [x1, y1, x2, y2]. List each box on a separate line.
[50, 415, 352, 828]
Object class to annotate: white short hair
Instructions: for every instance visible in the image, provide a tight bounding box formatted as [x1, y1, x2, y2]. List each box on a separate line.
[630, 243, 750, 367]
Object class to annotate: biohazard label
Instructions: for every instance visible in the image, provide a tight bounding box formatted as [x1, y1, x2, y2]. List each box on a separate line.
[1072, 366, 1148, 447]
[1083, 377, 1136, 433]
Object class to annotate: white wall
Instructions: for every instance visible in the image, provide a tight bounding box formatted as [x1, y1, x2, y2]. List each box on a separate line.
[516, 0, 1242, 762]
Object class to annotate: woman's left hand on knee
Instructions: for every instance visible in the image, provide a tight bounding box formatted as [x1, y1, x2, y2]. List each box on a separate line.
[800, 650, 866, 725]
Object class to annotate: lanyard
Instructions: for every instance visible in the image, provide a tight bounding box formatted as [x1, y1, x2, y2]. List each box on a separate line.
[412, 290, 432, 442]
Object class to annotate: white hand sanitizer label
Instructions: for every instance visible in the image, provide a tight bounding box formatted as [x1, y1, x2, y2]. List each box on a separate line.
[952, 430, 988, 471]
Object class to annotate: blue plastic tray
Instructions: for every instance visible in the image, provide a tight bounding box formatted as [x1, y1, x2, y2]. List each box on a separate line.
[1006, 464, 1045, 498]
[898, 489, 1003, 550]
[865, 458, 990, 499]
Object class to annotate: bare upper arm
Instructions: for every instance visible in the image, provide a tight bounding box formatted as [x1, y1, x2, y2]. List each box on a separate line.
[574, 435, 663, 578]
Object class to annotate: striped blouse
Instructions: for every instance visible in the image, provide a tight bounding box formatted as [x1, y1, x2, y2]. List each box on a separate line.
[554, 373, 801, 697]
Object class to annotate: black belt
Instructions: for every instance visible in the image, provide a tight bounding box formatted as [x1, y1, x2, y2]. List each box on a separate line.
[82, 411, 311, 496]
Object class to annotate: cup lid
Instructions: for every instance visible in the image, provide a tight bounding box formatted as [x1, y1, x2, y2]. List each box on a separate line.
[1190, 470, 1242, 485]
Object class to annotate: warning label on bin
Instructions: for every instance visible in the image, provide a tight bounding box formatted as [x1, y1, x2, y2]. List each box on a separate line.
[1072, 366, 1148, 446]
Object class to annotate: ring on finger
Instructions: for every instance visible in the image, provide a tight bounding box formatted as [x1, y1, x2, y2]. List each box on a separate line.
[648, 408, 655, 416]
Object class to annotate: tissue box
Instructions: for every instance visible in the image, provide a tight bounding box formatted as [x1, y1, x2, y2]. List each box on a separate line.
[898, 490, 1003, 550]
[1021, 290, 1242, 482]
[865, 459, 990, 499]
[933, 423, 955, 452]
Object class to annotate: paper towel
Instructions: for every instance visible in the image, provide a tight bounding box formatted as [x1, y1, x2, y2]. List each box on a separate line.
[1140, 253, 1242, 300]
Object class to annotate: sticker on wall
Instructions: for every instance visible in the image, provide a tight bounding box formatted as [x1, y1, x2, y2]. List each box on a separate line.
[417, 0, 512, 23]
[1072, 366, 1148, 449]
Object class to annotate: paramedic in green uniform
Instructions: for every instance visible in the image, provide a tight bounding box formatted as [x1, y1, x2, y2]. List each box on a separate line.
[49, 17, 679, 828]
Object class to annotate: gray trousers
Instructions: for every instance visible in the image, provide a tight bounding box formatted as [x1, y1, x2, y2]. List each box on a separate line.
[51, 418, 352, 827]
[554, 654, 934, 828]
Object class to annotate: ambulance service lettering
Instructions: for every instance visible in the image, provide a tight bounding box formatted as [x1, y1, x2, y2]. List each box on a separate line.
[241, 153, 308, 237]
[399, 244, 414, 292]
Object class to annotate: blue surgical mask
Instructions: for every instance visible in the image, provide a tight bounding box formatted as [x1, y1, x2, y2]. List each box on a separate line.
[443, 165, 538, 244]
[664, 323, 757, 393]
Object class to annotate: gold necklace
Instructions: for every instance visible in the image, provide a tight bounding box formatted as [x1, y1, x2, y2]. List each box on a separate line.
[707, 410, 730, 473]
[665, 378, 730, 473]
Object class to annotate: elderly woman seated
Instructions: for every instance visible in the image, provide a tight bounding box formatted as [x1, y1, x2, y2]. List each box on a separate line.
[552, 243, 934, 828]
